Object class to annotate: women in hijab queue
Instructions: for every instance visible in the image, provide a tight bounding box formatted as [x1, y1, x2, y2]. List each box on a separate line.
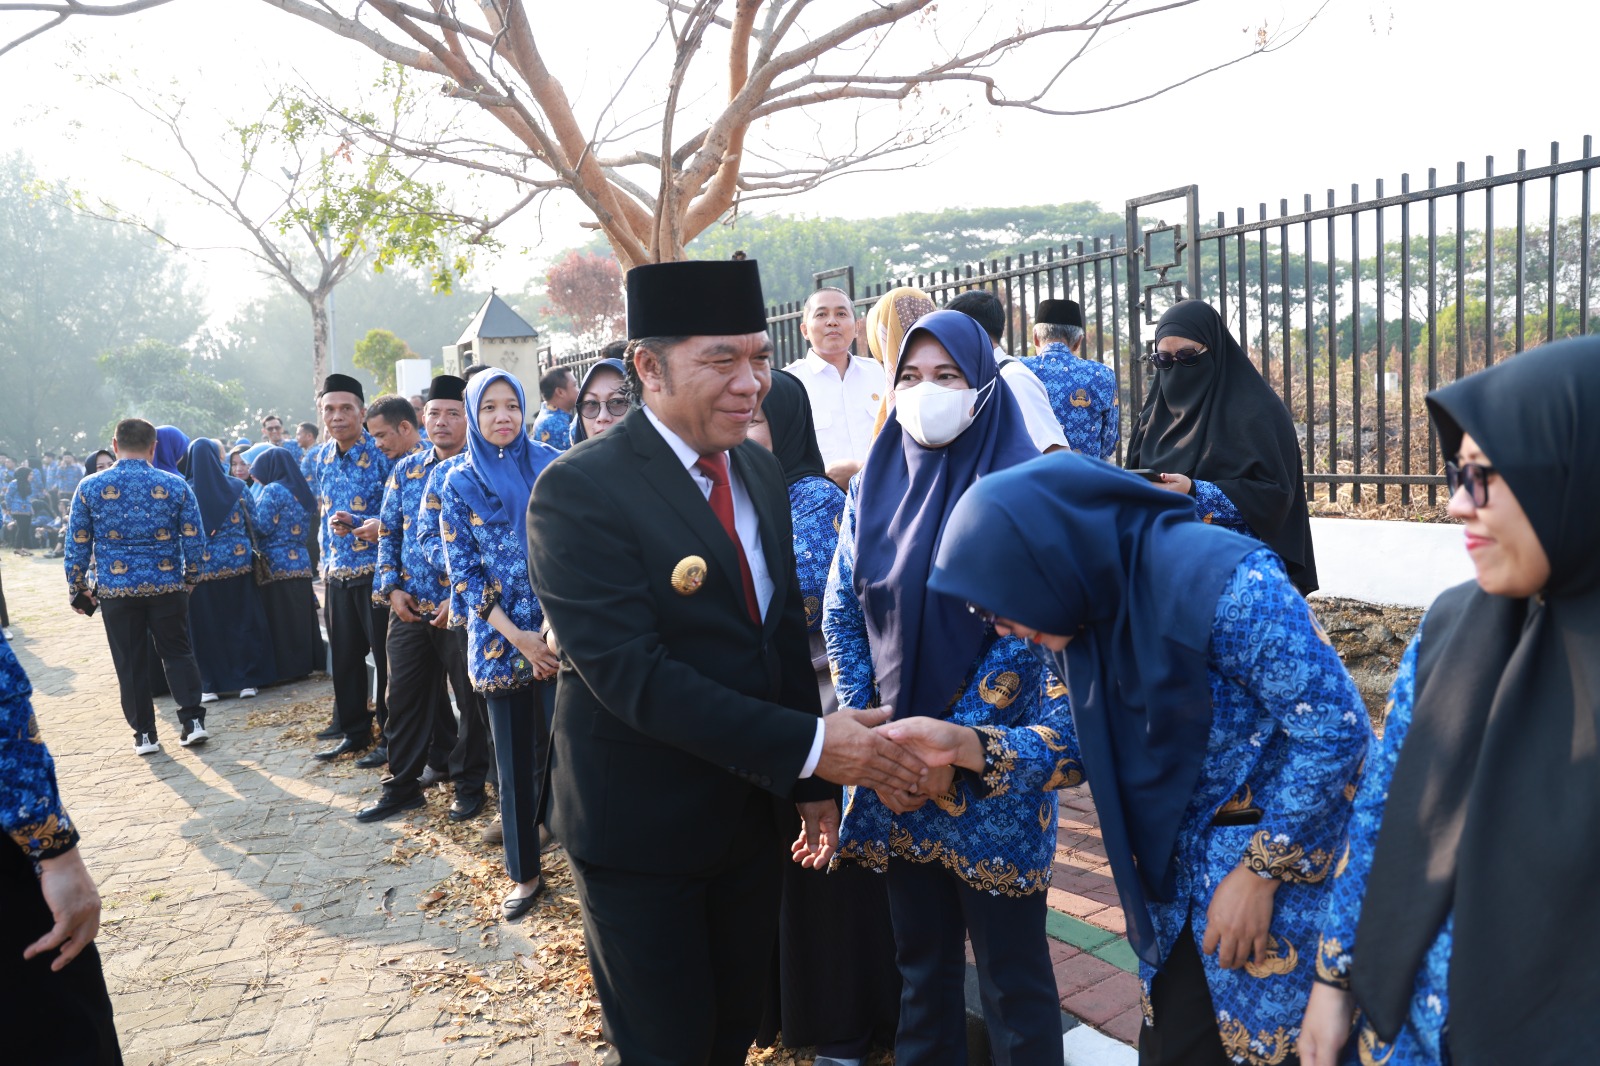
[184, 438, 276, 705]
[152, 426, 189, 476]
[814, 309, 1077, 1064]
[1128, 300, 1318, 595]
[439, 369, 562, 919]
[248, 448, 326, 685]
[862, 286, 936, 447]
[750, 370, 901, 1063]
[919, 453, 1370, 1066]
[568, 357, 631, 446]
[1298, 340, 1600, 1066]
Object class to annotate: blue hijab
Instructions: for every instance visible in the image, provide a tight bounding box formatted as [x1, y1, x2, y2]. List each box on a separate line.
[153, 426, 190, 475]
[250, 446, 317, 516]
[927, 452, 1257, 966]
[568, 357, 628, 446]
[458, 368, 559, 549]
[852, 308, 1037, 721]
[185, 437, 246, 536]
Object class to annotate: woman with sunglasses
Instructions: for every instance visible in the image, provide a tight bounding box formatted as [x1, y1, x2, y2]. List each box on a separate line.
[1298, 339, 1600, 1066]
[816, 309, 1082, 1064]
[569, 357, 632, 445]
[912, 451, 1369, 1066]
[1128, 300, 1318, 595]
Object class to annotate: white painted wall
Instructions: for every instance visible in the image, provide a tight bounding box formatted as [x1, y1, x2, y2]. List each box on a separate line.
[1308, 517, 1475, 608]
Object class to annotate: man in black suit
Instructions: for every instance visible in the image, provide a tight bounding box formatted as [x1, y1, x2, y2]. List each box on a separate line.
[527, 260, 926, 1065]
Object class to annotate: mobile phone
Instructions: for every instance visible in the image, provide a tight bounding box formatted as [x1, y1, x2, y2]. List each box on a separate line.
[1126, 469, 1165, 482]
[72, 591, 98, 616]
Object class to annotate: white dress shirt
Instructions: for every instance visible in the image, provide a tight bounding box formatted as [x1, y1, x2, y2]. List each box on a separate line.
[995, 346, 1070, 453]
[783, 350, 884, 468]
[643, 406, 825, 777]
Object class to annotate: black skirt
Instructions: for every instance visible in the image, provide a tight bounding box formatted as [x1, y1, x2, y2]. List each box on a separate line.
[259, 577, 325, 684]
[188, 573, 277, 694]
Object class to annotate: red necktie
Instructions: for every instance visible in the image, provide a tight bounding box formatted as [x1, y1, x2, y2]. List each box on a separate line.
[694, 453, 761, 625]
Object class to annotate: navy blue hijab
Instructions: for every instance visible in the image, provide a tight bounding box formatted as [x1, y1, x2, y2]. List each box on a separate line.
[153, 426, 190, 475]
[185, 437, 245, 536]
[250, 446, 317, 516]
[568, 357, 629, 446]
[927, 452, 1257, 966]
[458, 368, 559, 549]
[853, 308, 1037, 721]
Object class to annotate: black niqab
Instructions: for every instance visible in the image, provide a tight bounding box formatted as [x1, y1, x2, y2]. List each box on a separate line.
[1352, 338, 1600, 1063]
[1127, 300, 1317, 593]
[761, 369, 827, 486]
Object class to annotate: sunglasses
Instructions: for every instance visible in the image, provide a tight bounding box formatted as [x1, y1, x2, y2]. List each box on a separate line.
[1144, 346, 1206, 370]
[578, 397, 632, 419]
[1444, 460, 1498, 508]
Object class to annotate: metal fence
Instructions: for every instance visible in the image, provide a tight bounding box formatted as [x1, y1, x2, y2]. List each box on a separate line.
[556, 134, 1598, 510]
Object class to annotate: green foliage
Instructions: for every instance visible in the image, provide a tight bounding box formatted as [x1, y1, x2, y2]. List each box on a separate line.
[351, 328, 415, 395]
[98, 339, 247, 441]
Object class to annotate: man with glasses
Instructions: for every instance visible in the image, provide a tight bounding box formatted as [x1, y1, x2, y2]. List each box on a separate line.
[530, 367, 578, 451]
[1021, 298, 1120, 460]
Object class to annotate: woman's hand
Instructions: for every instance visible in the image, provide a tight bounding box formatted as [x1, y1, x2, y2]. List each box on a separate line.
[877, 716, 986, 773]
[1202, 863, 1280, 969]
[874, 764, 956, 814]
[1153, 473, 1193, 495]
[1298, 982, 1357, 1066]
[24, 847, 102, 971]
[508, 629, 560, 679]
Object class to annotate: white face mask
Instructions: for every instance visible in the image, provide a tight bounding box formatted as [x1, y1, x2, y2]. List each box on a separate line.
[896, 379, 995, 449]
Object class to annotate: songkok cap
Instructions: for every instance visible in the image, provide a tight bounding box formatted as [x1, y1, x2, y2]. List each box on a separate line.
[320, 373, 365, 401]
[1035, 298, 1084, 329]
[427, 375, 467, 403]
[626, 260, 768, 340]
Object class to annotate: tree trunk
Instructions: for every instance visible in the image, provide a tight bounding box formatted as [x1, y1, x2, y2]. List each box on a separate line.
[309, 290, 330, 400]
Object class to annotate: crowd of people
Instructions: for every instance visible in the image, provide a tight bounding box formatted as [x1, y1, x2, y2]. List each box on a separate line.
[1, 255, 1594, 1066]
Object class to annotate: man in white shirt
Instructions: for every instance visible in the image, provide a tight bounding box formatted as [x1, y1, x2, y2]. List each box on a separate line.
[783, 286, 883, 486]
[946, 290, 1070, 454]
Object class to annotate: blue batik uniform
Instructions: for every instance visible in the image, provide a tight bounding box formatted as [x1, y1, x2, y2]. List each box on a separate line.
[1193, 482, 1256, 537]
[0, 635, 79, 864]
[374, 446, 454, 616]
[530, 404, 573, 451]
[1020, 342, 1120, 460]
[306, 432, 392, 580]
[64, 461, 203, 598]
[1315, 632, 1450, 1066]
[252, 483, 314, 581]
[416, 453, 467, 621]
[55, 463, 83, 501]
[276, 439, 304, 465]
[824, 479, 1083, 895]
[789, 474, 845, 632]
[195, 491, 256, 582]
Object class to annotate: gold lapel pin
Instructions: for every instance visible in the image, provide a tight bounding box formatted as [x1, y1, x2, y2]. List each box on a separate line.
[671, 555, 708, 596]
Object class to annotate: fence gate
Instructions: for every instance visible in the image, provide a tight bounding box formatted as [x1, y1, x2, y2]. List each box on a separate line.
[1124, 185, 1201, 415]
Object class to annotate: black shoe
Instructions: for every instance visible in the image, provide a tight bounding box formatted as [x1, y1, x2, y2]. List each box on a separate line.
[356, 792, 425, 822]
[448, 791, 487, 822]
[354, 745, 389, 769]
[314, 737, 371, 761]
[315, 723, 343, 740]
[501, 879, 546, 921]
[419, 765, 450, 789]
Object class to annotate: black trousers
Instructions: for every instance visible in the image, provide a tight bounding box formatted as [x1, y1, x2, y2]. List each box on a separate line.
[0, 843, 121, 1065]
[484, 684, 551, 884]
[885, 858, 1061, 1066]
[1137, 918, 1238, 1066]
[100, 591, 203, 741]
[571, 788, 782, 1066]
[384, 618, 487, 796]
[325, 576, 387, 742]
[446, 628, 490, 794]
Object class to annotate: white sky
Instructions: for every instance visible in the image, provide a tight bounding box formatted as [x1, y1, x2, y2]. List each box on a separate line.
[1, 0, 1592, 325]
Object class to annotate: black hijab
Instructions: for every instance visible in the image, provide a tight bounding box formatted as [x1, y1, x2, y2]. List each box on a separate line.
[1127, 300, 1317, 594]
[84, 450, 113, 479]
[1352, 338, 1600, 1063]
[761, 368, 827, 486]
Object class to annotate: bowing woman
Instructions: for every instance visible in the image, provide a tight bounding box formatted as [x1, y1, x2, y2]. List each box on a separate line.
[918, 453, 1369, 1066]
[817, 309, 1081, 1065]
[438, 369, 562, 919]
[1128, 300, 1318, 595]
[1300, 340, 1600, 1066]
[184, 438, 276, 704]
[248, 448, 325, 684]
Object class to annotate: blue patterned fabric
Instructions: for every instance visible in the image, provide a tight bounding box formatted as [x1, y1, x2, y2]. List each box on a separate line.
[275, 438, 304, 464]
[0, 635, 78, 863]
[789, 474, 845, 633]
[1194, 479, 1255, 536]
[194, 489, 256, 582]
[298, 440, 323, 486]
[439, 461, 546, 694]
[530, 404, 573, 451]
[824, 481, 1082, 895]
[1131, 549, 1369, 1064]
[252, 482, 314, 581]
[374, 445, 456, 616]
[305, 432, 391, 580]
[415, 452, 466, 607]
[64, 460, 204, 598]
[1019, 342, 1120, 460]
[4, 480, 43, 523]
[1316, 632, 1451, 1066]
[54, 463, 83, 498]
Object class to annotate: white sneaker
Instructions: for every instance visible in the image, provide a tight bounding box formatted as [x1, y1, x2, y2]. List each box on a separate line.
[133, 733, 160, 756]
[200, 692, 218, 704]
[239, 688, 258, 698]
[1, 627, 12, 640]
[180, 721, 210, 747]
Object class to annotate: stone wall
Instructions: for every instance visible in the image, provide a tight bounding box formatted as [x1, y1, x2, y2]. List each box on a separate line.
[1311, 597, 1423, 730]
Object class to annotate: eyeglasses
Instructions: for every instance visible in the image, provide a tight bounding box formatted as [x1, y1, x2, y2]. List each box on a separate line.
[1444, 460, 1498, 508]
[966, 602, 996, 625]
[1144, 346, 1206, 370]
[578, 398, 632, 419]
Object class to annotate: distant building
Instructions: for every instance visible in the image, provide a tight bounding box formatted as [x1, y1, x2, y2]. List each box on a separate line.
[442, 291, 541, 380]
